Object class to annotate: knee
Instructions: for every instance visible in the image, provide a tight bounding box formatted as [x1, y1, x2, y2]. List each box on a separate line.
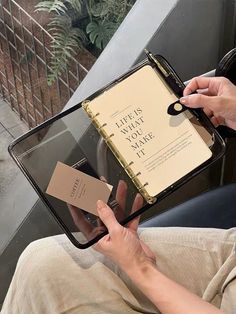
[3, 237, 67, 311]
[15, 237, 62, 283]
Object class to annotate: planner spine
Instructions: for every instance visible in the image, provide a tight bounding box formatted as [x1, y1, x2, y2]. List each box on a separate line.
[82, 100, 157, 204]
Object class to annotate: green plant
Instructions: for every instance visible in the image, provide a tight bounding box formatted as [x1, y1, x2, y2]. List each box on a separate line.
[35, 0, 135, 85]
[86, 20, 117, 49]
[35, 0, 83, 15]
[47, 15, 86, 85]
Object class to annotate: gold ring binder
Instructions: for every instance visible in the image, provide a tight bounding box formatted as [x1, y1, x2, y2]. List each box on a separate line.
[82, 100, 90, 110]
[93, 112, 100, 119]
[98, 123, 107, 130]
[131, 171, 141, 180]
[124, 161, 134, 169]
[137, 182, 148, 190]
[106, 133, 114, 140]
[82, 98, 158, 204]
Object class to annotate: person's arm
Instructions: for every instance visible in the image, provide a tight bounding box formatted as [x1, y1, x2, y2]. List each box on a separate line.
[95, 201, 224, 314]
[126, 259, 223, 314]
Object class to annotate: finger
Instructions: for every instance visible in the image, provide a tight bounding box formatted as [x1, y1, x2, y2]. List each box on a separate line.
[197, 88, 212, 96]
[203, 107, 214, 118]
[183, 85, 193, 96]
[180, 93, 212, 109]
[183, 77, 220, 96]
[113, 204, 125, 222]
[97, 217, 104, 227]
[94, 234, 110, 252]
[97, 176, 118, 223]
[100, 176, 107, 183]
[210, 116, 220, 127]
[97, 200, 122, 236]
[127, 193, 143, 231]
[215, 115, 225, 125]
[100, 176, 123, 222]
[113, 180, 127, 222]
[115, 180, 127, 211]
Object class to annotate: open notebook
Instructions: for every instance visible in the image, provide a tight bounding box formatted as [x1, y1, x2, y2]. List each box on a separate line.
[82, 64, 212, 203]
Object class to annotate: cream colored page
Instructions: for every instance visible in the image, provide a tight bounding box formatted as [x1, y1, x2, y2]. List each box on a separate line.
[88, 65, 212, 196]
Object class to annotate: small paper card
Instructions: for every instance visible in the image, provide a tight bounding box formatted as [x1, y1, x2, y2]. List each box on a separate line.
[46, 161, 113, 216]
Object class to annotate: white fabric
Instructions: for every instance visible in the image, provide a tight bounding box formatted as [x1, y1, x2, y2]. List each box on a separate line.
[2, 227, 236, 313]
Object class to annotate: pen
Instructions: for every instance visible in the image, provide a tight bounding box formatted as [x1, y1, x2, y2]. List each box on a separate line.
[144, 48, 169, 77]
[144, 48, 187, 115]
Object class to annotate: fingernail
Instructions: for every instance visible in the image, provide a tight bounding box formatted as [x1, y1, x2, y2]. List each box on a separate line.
[136, 193, 143, 200]
[100, 176, 107, 183]
[97, 200, 105, 211]
[180, 96, 188, 104]
[118, 180, 127, 188]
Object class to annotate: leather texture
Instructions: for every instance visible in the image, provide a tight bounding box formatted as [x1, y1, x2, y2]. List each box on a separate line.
[216, 48, 236, 138]
[216, 48, 236, 85]
[141, 183, 236, 229]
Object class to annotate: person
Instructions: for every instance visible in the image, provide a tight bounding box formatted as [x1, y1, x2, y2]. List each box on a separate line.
[1, 77, 236, 314]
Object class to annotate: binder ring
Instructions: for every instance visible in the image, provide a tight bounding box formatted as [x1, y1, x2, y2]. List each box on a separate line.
[93, 112, 100, 118]
[98, 123, 107, 130]
[138, 182, 148, 191]
[82, 99, 90, 108]
[106, 133, 114, 140]
[124, 161, 134, 169]
[131, 171, 141, 179]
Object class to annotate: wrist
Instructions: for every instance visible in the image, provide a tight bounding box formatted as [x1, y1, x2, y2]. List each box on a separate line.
[124, 258, 158, 284]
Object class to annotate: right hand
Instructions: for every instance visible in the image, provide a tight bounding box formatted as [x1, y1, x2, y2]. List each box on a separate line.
[180, 76, 236, 130]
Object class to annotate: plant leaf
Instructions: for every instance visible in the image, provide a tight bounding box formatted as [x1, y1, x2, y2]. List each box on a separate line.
[89, 2, 109, 18]
[46, 15, 85, 85]
[65, 0, 83, 14]
[86, 20, 117, 50]
[35, 0, 67, 14]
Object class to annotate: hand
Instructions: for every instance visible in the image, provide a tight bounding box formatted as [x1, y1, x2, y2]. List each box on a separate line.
[67, 203, 106, 241]
[94, 197, 156, 274]
[67, 180, 133, 241]
[180, 76, 236, 130]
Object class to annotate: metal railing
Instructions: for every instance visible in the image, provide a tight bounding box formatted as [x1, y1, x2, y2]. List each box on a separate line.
[0, 0, 88, 128]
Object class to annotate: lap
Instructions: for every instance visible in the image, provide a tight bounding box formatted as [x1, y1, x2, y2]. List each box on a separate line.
[139, 227, 236, 308]
[2, 227, 236, 314]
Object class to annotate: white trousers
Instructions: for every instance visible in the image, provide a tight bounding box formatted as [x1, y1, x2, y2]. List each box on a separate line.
[2, 227, 236, 314]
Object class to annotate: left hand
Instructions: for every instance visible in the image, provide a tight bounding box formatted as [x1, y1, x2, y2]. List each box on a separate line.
[94, 197, 156, 274]
[67, 180, 134, 241]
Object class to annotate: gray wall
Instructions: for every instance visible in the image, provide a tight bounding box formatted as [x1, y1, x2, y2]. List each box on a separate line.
[138, 0, 236, 81]
[65, 0, 236, 109]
